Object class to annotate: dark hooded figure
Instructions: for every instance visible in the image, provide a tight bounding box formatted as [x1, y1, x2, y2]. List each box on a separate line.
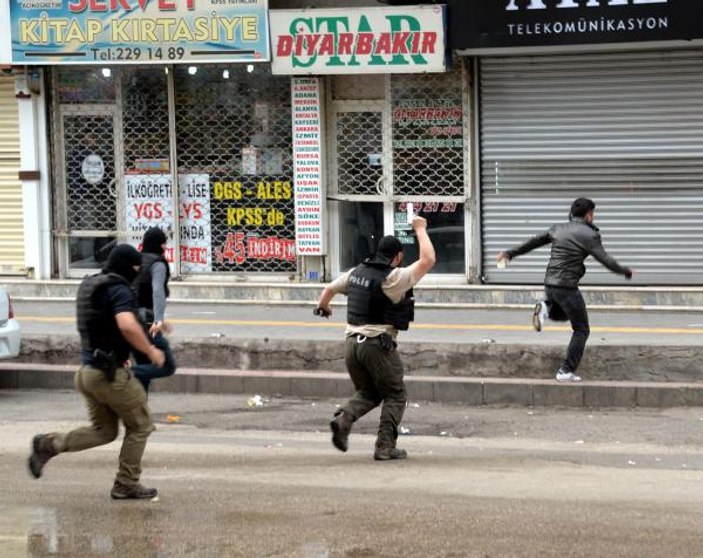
[131, 227, 176, 392]
[28, 244, 165, 500]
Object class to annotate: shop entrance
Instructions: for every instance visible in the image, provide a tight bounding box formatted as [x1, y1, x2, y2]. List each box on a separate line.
[328, 64, 471, 279]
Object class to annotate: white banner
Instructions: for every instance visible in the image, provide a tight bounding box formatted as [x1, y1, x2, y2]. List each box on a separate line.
[124, 173, 211, 272]
[292, 77, 325, 256]
[271, 5, 448, 75]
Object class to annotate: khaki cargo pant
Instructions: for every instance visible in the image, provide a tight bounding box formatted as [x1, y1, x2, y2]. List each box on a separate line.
[50, 365, 155, 486]
[340, 335, 407, 449]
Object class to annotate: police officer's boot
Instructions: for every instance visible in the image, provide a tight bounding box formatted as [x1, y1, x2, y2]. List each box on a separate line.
[110, 482, 158, 500]
[373, 446, 408, 461]
[374, 431, 407, 461]
[28, 434, 58, 479]
[330, 411, 353, 452]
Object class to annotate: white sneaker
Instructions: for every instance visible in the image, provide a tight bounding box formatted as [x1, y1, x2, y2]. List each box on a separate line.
[555, 370, 582, 383]
[532, 301, 549, 332]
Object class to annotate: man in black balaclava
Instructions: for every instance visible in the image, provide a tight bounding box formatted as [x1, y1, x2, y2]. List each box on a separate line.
[315, 216, 436, 461]
[131, 227, 176, 392]
[28, 244, 166, 500]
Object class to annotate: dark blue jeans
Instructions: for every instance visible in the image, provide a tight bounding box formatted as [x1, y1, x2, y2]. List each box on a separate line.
[545, 286, 590, 373]
[131, 333, 176, 392]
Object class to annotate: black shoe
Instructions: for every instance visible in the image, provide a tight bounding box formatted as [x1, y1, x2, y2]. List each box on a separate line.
[374, 447, 408, 461]
[28, 434, 56, 479]
[110, 482, 158, 500]
[330, 412, 353, 453]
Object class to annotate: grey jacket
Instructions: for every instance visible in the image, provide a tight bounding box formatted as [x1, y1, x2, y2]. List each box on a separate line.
[506, 218, 632, 288]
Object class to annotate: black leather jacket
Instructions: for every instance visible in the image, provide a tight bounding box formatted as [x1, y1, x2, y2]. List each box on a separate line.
[506, 218, 632, 288]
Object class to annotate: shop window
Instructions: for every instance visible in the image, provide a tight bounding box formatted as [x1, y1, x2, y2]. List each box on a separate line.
[335, 111, 384, 196]
[338, 201, 384, 271]
[395, 202, 466, 274]
[57, 68, 116, 104]
[63, 114, 116, 232]
[332, 75, 385, 101]
[122, 68, 170, 172]
[69, 237, 116, 269]
[391, 68, 465, 197]
[173, 64, 295, 273]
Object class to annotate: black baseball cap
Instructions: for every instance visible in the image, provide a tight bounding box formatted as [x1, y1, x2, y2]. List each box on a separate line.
[371, 235, 403, 265]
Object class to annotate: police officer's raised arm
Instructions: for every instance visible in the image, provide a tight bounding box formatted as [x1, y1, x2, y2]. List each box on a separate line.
[406, 216, 436, 280]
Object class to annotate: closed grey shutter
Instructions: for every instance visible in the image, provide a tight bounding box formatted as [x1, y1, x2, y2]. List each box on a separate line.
[0, 76, 24, 275]
[480, 50, 703, 285]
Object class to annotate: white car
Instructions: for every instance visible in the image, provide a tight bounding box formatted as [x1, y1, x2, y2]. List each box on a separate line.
[0, 287, 20, 359]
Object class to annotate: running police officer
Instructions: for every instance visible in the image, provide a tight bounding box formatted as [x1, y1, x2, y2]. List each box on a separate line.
[315, 216, 435, 461]
[28, 244, 166, 499]
[132, 227, 176, 392]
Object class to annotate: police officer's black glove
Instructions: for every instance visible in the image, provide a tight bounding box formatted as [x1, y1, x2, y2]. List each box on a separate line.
[314, 307, 331, 318]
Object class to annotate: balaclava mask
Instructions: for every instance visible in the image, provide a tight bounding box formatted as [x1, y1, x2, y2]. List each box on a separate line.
[142, 227, 167, 256]
[105, 244, 142, 283]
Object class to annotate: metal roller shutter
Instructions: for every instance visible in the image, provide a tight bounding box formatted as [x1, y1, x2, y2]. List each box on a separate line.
[0, 75, 24, 275]
[479, 50, 703, 285]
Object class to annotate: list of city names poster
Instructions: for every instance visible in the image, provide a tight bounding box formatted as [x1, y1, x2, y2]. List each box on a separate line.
[291, 77, 325, 256]
[124, 174, 212, 273]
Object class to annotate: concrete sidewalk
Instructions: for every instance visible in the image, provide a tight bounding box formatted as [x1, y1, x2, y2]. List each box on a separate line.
[2, 363, 702, 409]
[7, 301, 703, 406]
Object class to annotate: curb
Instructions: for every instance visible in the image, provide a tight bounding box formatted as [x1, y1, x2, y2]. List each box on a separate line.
[13, 334, 703, 384]
[2, 363, 703, 409]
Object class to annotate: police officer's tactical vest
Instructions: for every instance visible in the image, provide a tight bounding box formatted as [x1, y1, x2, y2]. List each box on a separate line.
[76, 273, 132, 355]
[347, 262, 415, 331]
[133, 252, 170, 310]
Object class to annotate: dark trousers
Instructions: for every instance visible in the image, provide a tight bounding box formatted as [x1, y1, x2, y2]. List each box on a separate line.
[132, 333, 176, 392]
[340, 335, 407, 449]
[545, 286, 590, 373]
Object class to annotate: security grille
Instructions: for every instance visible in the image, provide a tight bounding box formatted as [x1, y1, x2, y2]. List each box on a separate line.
[57, 68, 116, 104]
[480, 50, 703, 285]
[63, 114, 117, 231]
[329, 63, 468, 200]
[53, 65, 295, 275]
[122, 68, 170, 171]
[332, 74, 385, 101]
[335, 111, 385, 196]
[174, 65, 295, 273]
[391, 67, 466, 197]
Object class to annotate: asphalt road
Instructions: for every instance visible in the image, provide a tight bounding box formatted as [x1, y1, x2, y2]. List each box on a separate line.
[1, 390, 702, 557]
[12, 300, 703, 346]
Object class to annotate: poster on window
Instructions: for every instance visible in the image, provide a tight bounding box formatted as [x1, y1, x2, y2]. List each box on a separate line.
[178, 174, 212, 273]
[124, 173, 212, 272]
[209, 177, 297, 272]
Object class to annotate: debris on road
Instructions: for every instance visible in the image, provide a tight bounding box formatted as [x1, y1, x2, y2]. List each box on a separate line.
[574, 440, 585, 445]
[166, 415, 182, 423]
[248, 395, 265, 407]
[628, 460, 637, 466]
[400, 426, 411, 435]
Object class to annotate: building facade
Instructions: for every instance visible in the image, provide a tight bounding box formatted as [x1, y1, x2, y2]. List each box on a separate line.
[3, 0, 702, 286]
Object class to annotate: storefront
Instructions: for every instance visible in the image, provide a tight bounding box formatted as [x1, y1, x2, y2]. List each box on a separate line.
[271, 5, 471, 281]
[0, 73, 24, 275]
[451, 0, 703, 285]
[7, 0, 300, 278]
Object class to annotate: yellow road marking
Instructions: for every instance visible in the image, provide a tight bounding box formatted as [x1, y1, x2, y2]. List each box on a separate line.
[16, 316, 703, 335]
